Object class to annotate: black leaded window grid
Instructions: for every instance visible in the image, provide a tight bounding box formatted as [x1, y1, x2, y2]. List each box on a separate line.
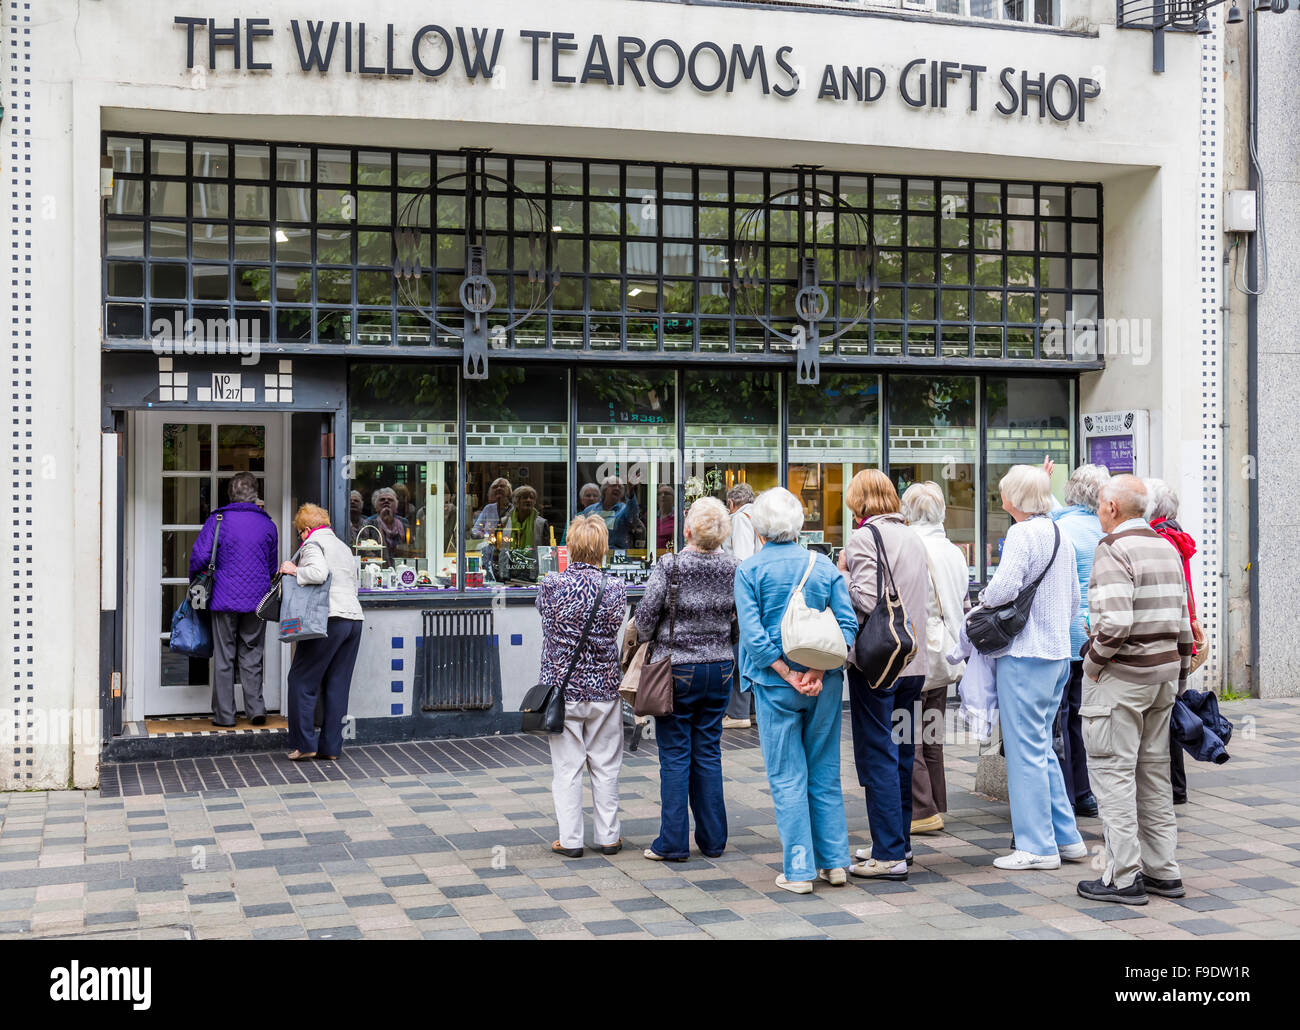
[102, 133, 1104, 363]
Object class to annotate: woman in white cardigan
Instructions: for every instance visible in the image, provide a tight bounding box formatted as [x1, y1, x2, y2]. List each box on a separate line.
[979, 466, 1082, 871]
[279, 503, 364, 761]
[901, 482, 970, 835]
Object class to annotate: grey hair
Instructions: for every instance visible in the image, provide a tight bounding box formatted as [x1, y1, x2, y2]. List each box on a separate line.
[1144, 478, 1179, 521]
[1101, 474, 1149, 521]
[749, 487, 804, 543]
[900, 481, 946, 526]
[371, 486, 397, 509]
[1065, 463, 1111, 513]
[726, 482, 756, 507]
[228, 472, 259, 504]
[685, 497, 731, 550]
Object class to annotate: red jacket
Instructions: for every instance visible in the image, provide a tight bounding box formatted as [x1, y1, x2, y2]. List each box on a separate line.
[1150, 517, 1197, 620]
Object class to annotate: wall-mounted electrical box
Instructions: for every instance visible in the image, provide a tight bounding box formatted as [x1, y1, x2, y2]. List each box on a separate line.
[1224, 190, 1258, 233]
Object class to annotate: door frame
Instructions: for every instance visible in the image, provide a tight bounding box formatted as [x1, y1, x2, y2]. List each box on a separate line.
[125, 410, 291, 721]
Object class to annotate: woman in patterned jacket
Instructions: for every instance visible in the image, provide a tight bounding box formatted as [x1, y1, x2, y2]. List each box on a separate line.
[536, 515, 628, 859]
[634, 497, 739, 862]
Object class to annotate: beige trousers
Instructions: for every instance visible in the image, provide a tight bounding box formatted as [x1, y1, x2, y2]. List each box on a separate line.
[1080, 670, 1181, 889]
[548, 699, 623, 849]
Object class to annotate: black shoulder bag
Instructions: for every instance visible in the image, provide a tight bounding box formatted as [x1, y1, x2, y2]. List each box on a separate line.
[188, 513, 223, 611]
[521, 573, 608, 734]
[966, 521, 1060, 655]
[852, 522, 920, 690]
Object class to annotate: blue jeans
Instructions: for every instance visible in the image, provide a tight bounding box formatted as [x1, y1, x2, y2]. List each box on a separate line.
[752, 674, 850, 881]
[287, 617, 362, 756]
[996, 655, 1083, 857]
[847, 669, 924, 862]
[652, 661, 732, 859]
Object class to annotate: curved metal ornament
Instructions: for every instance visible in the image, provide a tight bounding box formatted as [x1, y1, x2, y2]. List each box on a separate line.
[393, 163, 558, 380]
[731, 180, 877, 386]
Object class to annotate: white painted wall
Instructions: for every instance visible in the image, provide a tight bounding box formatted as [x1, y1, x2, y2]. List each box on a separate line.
[4, 0, 1211, 788]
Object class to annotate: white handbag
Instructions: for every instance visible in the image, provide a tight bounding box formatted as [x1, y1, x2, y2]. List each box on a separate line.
[923, 553, 963, 692]
[780, 550, 849, 672]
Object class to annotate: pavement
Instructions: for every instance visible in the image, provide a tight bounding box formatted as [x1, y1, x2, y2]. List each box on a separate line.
[2, 697, 1299, 940]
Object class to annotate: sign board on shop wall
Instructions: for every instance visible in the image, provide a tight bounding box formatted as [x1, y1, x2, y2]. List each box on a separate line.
[1081, 410, 1149, 478]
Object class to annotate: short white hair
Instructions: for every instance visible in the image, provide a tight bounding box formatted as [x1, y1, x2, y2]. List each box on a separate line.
[685, 497, 731, 550]
[1065, 464, 1110, 513]
[998, 465, 1053, 516]
[900, 481, 946, 526]
[749, 487, 804, 543]
[1102, 475, 1149, 521]
[1144, 478, 1179, 521]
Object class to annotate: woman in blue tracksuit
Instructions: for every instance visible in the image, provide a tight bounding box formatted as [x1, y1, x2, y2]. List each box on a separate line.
[734, 487, 858, 895]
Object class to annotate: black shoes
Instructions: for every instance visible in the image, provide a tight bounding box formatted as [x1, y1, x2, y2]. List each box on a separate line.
[1173, 794, 1188, 806]
[1076, 874, 1149, 905]
[1143, 875, 1186, 898]
[250, 715, 267, 726]
[551, 841, 584, 859]
[1074, 794, 1099, 818]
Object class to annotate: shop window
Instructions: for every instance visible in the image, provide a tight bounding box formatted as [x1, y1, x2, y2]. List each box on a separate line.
[349, 364, 460, 592]
[465, 367, 569, 589]
[787, 373, 882, 549]
[576, 370, 675, 579]
[683, 369, 779, 531]
[888, 375, 978, 579]
[984, 377, 1072, 578]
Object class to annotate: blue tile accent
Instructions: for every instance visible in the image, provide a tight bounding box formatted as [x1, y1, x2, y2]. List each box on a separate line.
[391, 681, 403, 693]
[492, 634, 500, 646]
[390, 703, 403, 716]
[510, 633, 523, 646]
[415, 636, 423, 646]
[391, 636, 404, 649]
[391, 658, 403, 671]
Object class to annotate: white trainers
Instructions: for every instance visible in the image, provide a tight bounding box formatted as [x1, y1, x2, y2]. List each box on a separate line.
[818, 867, 847, 886]
[993, 849, 1061, 871]
[1059, 842, 1089, 863]
[721, 717, 752, 729]
[775, 874, 814, 895]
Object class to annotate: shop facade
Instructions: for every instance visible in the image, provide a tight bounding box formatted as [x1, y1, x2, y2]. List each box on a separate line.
[9, 0, 1222, 786]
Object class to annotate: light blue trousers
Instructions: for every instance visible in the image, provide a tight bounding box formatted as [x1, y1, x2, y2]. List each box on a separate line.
[995, 655, 1083, 857]
[752, 675, 850, 881]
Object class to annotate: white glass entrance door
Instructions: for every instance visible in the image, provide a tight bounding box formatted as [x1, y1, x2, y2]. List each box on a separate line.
[132, 412, 286, 718]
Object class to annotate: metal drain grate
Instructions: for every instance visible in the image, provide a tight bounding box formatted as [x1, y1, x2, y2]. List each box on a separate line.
[419, 609, 501, 711]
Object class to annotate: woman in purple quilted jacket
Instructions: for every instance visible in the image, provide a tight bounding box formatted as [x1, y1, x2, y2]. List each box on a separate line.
[188, 472, 279, 727]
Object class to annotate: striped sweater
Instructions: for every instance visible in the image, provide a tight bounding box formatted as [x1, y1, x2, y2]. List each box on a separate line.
[1082, 519, 1193, 686]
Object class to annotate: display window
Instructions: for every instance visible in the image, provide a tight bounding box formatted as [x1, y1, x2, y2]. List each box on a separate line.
[888, 375, 979, 579]
[984, 376, 1073, 576]
[348, 364, 459, 591]
[683, 369, 780, 521]
[787, 372, 883, 549]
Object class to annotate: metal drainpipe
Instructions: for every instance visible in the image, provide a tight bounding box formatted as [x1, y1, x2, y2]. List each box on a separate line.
[1220, 241, 1231, 697]
[1245, 8, 1261, 697]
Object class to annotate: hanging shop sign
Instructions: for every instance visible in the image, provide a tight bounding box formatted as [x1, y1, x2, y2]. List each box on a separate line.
[171, 17, 1103, 123]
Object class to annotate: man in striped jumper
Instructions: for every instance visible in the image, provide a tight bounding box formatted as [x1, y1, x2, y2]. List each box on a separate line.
[1075, 475, 1194, 906]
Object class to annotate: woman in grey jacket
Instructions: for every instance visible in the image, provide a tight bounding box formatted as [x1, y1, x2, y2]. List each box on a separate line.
[280, 503, 364, 761]
[839, 470, 932, 881]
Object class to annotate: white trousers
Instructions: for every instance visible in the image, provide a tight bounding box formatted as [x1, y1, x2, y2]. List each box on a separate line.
[548, 699, 623, 849]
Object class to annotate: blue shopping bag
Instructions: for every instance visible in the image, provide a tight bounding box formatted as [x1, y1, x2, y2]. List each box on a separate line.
[169, 597, 213, 659]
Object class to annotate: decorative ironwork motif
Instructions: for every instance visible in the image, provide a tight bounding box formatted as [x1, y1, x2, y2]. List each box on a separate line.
[395, 151, 559, 379]
[731, 168, 877, 385]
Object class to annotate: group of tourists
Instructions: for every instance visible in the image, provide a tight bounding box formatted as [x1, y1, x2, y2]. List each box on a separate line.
[537, 462, 1201, 907]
